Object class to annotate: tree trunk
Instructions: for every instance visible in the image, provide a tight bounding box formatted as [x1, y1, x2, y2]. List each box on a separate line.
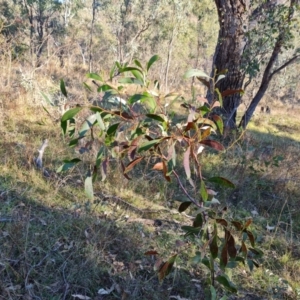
[239, 0, 299, 128]
[211, 0, 249, 128]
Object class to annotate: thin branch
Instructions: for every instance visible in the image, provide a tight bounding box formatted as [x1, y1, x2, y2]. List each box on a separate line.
[270, 54, 300, 79]
[172, 170, 201, 208]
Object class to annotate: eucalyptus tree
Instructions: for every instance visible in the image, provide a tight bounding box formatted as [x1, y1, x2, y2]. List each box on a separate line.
[16, 0, 62, 66]
[209, 0, 300, 129]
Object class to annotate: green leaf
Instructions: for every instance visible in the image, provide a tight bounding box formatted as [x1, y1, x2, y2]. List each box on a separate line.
[95, 112, 105, 130]
[200, 180, 208, 201]
[83, 82, 92, 92]
[147, 55, 160, 72]
[61, 107, 82, 122]
[181, 225, 201, 236]
[56, 158, 81, 172]
[215, 88, 223, 107]
[131, 69, 144, 83]
[134, 59, 143, 69]
[193, 213, 203, 227]
[86, 73, 103, 81]
[138, 139, 161, 152]
[41, 92, 53, 106]
[85, 171, 94, 200]
[146, 114, 165, 123]
[212, 114, 224, 135]
[61, 120, 67, 135]
[207, 177, 235, 188]
[118, 77, 143, 85]
[107, 123, 120, 136]
[216, 275, 237, 293]
[97, 84, 115, 92]
[210, 285, 217, 300]
[178, 201, 192, 212]
[210, 234, 218, 259]
[184, 69, 211, 79]
[60, 79, 68, 97]
[201, 256, 211, 270]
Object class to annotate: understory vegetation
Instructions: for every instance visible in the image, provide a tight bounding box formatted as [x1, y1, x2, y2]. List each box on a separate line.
[1, 59, 300, 299]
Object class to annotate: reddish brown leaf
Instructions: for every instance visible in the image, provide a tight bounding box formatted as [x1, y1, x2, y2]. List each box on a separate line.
[216, 219, 228, 227]
[158, 254, 177, 282]
[220, 242, 228, 270]
[246, 230, 255, 247]
[240, 240, 248, 257]
[113, 111, 133, 120]
[196, 77, 210, 88]
[244, 219, 252, 229]
[201, 127, 211, 140]
[120, 160, 131, 180]
[101, 158, 109, 181]
[231, 221, 243, 231]
[154, 258, 164, 271]
[221, 89, 244, 97]
[183, 146, 191, 179]
[185, 122, 197, 132]
[178, 201, 192, 212]
[152, 162, 164, 170]
[144, 250, 159, 255]
[124, 156, 144, 174]
[227, 232, 237, 258]
[200, 140, 224, 151]
[162, 160, 171, 182]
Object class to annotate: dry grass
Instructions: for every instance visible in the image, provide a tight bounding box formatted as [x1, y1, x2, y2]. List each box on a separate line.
[1, 64, 300, 299]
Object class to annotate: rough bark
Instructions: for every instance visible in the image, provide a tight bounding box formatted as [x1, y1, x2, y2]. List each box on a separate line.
[212, 0, 299, 129]
[210, 0, 249, 128]
[239, 0, 299, 128]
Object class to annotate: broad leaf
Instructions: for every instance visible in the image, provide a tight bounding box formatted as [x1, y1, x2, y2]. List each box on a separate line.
[124, 156, 144, 173]
[221, 89, 244, 97]
[57, 158, 81, 172]
[86, 73, 103, 81]
[85, 172, 94, 200]
[183, 146, 191, 179]
[146, 113, 165, 123]
[193, 213, 203, 228]
[61, 107, 82, 122]
[147, 55, 160, 71]
[220, 243, 228, 270]
[158, 254, 177, 282]
[210, 234, 218, 259]
[208, 177, 235, 188]
[60, 79, 68, 97]
[178, 201, 192, 212]
[212, 114, 224, 135]
[200, 140, 224, 151]
[216, 275, 237, 293]
[246, 230, 255, 247]
[210, 285, 217, 300]
[107, 123, 120, 136]
[184, 69, 210, 79]
[134, 59, 143, 69]
[200, 180, 208, 201]
[138, 139, 161, 152]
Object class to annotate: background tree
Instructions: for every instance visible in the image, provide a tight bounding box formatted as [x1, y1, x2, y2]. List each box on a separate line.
[210, 0, 300, 129]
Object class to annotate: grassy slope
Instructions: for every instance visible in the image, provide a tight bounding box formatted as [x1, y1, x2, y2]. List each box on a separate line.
[1, 93, 300, 300]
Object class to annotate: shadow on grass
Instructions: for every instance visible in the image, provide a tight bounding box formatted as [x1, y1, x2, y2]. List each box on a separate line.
[0, 177, 204, 300]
